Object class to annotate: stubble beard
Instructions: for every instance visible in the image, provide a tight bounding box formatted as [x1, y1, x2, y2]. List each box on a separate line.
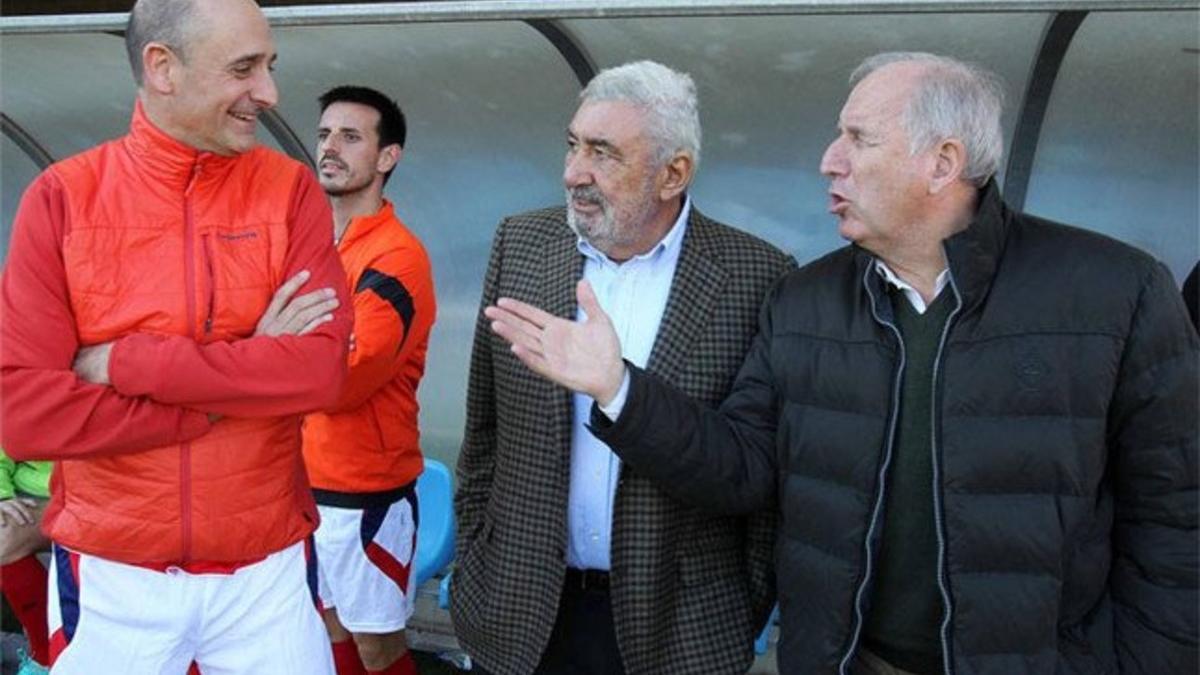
[321, 173, 374, 199]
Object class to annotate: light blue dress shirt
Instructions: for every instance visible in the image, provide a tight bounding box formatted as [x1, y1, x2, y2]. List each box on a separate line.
[565, 196, 691, 571]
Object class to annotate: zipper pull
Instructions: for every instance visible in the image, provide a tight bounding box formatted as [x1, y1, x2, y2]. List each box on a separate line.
[202, 233, 215, 334]
[186, 161, 202, 196]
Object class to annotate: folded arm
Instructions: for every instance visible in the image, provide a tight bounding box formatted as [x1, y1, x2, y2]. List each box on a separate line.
[0, 172, 212, 461]
[104, 170, 353, 418]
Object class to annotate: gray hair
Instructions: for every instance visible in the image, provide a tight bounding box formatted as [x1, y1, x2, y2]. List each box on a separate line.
[125, 0, 199, 85]
[852, 52, 1006, 187]
[580, 60, 702, 169]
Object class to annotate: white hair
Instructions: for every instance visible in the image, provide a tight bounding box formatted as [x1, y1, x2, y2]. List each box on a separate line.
[580, 60, 702, 168]
[852, 52, 1006, 187]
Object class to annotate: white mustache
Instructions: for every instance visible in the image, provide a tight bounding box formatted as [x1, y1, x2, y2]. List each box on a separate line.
[568, 186, 605, 208]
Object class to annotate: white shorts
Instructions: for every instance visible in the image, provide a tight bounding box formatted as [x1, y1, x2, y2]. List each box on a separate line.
[314, 491, 417, 634]
[48, 539, 333, 675]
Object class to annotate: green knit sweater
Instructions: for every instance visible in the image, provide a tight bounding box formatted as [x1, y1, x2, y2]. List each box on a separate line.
[863, 287, 955, 675]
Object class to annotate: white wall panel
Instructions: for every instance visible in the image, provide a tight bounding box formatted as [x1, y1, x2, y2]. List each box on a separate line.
[1025, 10, 1199, 281]
[0, 133, 43, 263]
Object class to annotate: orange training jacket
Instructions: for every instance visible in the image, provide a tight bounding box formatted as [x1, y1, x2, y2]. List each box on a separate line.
[303, 200, 436, 496]
[0, 102, 352, 564]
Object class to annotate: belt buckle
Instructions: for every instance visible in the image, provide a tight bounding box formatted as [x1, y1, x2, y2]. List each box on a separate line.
[570, 568, 609, 591]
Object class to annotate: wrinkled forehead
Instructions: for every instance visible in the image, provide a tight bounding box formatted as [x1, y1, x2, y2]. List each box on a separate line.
[839, 65, 920, 129]
[571, 100, 650, 137]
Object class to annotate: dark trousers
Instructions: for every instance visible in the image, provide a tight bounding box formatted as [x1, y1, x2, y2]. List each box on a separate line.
[474, 570, 626, 675]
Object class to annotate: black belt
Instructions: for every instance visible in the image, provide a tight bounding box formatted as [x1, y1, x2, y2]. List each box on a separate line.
[564, 568, 610, 592]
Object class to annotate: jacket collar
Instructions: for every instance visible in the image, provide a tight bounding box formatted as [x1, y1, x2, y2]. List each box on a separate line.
[123, 99, 238, 192]
[941, 179, 1008, 312]
[854, 179, 1009, 314]
[339, 199, 397, 249]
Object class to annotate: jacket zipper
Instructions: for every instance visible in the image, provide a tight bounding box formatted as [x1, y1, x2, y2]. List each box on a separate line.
[180, 159, 202, 564]
[838, 263, 908, 675]
[202, 233, 215, 334]
[930, 271, 965, 675]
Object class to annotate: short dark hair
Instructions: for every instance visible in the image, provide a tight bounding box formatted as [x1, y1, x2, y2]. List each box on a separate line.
[125, 0, 197, 86]
[318, 86, 407, 185]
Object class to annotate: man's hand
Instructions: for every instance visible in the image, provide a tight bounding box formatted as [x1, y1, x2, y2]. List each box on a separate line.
[0, 498, 37, 527]
[485, 279, 625, 405]
[255, 270, 340, 337]
[73, 342, 114, 385]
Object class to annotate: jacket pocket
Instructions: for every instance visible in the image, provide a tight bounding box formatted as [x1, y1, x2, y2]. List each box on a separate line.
[201, 225, 274, 339]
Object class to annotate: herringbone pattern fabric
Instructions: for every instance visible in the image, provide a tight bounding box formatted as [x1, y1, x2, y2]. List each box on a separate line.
[452, 206, 795, 675]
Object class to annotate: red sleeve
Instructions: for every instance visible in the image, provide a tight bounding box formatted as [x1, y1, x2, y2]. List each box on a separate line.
[0, 172, 213, 461]
[106, 169, 352, 418]
[328, 243, 436, 413]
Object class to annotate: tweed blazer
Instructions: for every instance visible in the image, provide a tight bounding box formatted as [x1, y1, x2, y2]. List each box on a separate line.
[452, 205, 795, 675]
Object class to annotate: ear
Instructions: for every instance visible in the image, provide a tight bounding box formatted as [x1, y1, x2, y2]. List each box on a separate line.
[657, 152, 694, 202]
[929, 138, 967, 194]
[376, 144, 402, 176]
[142, 42, 178, 95]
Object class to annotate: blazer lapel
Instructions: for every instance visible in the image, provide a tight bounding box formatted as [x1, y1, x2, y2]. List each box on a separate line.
[540, 221, 584, 475]
[646, 209, 727, 384]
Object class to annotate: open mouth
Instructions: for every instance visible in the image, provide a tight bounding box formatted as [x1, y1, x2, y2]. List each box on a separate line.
[228, 111, 257, 125]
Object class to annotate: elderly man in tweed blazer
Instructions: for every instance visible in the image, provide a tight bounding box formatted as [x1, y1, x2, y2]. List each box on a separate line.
[451, 60, 795, 675]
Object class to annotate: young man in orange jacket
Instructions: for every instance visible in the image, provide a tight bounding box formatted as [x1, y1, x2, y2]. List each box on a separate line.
[304, 86, 437, 675]
[0, 1, 352, 672]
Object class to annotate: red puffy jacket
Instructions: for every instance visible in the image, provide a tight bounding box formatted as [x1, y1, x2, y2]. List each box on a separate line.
[0, 102, 352, 564]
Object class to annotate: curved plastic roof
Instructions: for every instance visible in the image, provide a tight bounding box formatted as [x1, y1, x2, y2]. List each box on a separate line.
[2, 1, 1197, 466]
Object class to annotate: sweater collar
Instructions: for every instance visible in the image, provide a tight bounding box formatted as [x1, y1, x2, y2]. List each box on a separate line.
[123, 99, 238, 191]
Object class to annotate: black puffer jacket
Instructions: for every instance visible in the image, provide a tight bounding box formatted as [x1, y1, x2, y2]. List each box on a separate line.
[594, 182, 1198, 674]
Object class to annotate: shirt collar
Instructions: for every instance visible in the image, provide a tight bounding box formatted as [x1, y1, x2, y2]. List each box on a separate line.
[874, 259, 950, 312]
[577, 194, 691, 266]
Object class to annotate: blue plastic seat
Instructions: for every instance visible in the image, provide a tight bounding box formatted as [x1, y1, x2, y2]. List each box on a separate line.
[413, 458, 456, 589]
[755, 604, 779, 655]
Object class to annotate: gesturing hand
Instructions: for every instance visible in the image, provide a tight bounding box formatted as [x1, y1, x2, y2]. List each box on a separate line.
[255, 270, 340, 337]
[484, 279, 626, 405]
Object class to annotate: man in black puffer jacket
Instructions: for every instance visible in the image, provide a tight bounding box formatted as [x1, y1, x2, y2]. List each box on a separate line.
[483, 52, 1198, 675]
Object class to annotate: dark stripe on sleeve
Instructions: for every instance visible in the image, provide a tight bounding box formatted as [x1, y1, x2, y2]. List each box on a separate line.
[355, 267, 415, 349]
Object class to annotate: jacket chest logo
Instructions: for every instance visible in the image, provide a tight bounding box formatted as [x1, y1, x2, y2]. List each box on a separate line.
[1016, 350, 1051, 390]
[216, 230, 258, 242]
